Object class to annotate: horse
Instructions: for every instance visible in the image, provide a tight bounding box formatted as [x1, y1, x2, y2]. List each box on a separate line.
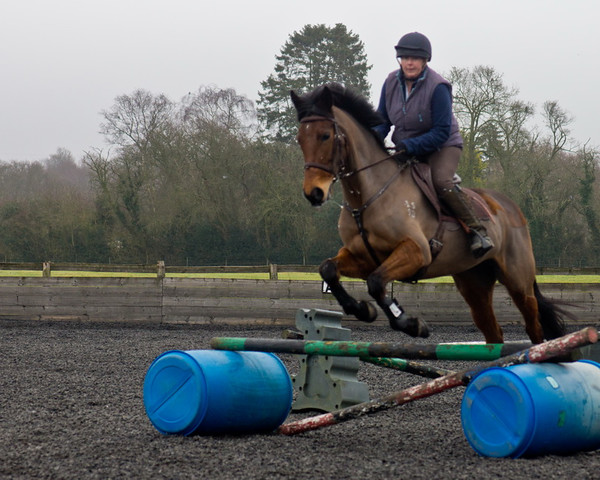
[290, 83, 567, 344]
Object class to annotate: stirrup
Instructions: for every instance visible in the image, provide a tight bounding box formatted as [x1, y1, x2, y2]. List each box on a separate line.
[470, 230, 494, 258]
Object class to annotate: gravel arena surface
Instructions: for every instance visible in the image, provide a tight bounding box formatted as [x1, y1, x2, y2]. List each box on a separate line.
[2, 319, 600, 479]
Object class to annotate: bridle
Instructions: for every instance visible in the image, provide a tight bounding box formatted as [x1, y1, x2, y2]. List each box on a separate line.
[300, 114, 405, 181]
[300, 115, 346, 179]
[299, 114, 413, 265]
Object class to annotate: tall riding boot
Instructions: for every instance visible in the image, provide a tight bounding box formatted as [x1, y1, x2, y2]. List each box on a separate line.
[440, 186, 494, 258]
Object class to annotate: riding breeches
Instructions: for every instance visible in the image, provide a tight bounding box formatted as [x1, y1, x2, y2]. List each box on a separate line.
[423, 146, 462, 195]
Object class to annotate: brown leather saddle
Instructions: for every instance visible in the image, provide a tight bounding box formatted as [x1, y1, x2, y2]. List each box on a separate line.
[410, 162, 491, 259]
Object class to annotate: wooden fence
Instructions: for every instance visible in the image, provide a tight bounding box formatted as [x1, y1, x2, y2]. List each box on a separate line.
[0, 275, 598, 326]
[2, 261, 600, 278]
[0, 261, 317, 279]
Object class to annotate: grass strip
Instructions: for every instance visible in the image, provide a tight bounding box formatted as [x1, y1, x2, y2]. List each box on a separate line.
[0, 270, 598, 283]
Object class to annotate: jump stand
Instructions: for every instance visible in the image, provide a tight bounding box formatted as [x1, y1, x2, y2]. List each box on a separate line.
[291, 308, 369, 412]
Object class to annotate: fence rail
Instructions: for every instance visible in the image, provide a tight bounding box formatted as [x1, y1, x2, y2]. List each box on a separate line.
[1, 261, 600, 278]
[0, 275, 598, 326]
[0, 261, 320, 278]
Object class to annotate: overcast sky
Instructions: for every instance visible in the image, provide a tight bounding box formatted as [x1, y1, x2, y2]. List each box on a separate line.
[1, 0, 597, 162]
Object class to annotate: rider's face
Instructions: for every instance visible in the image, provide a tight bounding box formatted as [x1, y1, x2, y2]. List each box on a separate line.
[398, 56, 427, 80]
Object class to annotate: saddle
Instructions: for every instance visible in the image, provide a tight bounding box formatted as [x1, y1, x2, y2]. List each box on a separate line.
[410, 162, 491, 259]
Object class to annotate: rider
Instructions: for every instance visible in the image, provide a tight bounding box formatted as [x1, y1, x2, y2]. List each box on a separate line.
[374, 32, 493, 258]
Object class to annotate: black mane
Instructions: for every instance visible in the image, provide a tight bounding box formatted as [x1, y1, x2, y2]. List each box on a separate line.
[294, 83, 387, 149]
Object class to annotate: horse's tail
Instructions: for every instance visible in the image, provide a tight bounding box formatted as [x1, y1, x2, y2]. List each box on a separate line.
[534, 281, 571, 340]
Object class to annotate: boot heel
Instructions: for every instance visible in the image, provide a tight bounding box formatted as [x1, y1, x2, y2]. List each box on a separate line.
[471, 231, 494, 258]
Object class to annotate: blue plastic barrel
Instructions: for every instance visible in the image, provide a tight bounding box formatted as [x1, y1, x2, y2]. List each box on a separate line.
[461, 360, 600, 458]
[143, 350, 293, 435]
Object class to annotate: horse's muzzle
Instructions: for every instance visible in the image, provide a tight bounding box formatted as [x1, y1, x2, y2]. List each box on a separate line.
[304, 187, 325, 206]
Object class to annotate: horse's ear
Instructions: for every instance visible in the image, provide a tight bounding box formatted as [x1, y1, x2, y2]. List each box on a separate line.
[314, 86, 333, 115]
[290, 90, 302, 111]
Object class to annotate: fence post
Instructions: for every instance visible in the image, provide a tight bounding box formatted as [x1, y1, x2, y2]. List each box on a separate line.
[157, 261, 165, 280]
[42, 262, 51, 277]
[269, 263, 278, 280]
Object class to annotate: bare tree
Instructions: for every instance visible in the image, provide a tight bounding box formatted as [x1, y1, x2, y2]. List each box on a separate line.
[448, 65, 520, 185]
[100, 90, 174, 152]
[542, 100, 573, 158]
[182, 86, 257, 138]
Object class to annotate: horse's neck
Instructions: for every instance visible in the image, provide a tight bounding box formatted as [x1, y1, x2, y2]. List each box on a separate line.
[336, 111, 414, 206]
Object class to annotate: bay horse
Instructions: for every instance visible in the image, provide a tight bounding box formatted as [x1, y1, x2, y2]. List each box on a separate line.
[290, 83, 567, 344]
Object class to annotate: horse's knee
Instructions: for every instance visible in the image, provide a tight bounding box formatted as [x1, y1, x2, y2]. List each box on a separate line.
[319, 259, 338, 283]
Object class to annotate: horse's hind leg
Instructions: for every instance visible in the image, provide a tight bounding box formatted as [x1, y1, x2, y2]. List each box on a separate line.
[499, 269, 567, 344]
[319, 249, 377, 323]
[453, 261, 504, 343]
[502, 281, 544, 344]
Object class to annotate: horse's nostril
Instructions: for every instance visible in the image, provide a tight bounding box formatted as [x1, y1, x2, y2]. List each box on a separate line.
[305, 187, 324, 206]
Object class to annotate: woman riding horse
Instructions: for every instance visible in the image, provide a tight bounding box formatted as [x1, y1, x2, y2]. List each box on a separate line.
[290, 82, 567, 344]
[374, 32, 494, 258]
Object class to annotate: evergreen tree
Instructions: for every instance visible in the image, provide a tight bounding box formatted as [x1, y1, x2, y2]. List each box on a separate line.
[257, 23, 372, 142]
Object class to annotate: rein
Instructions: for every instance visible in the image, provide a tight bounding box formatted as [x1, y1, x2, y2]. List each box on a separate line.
[300, 114, 411, 266]
[343, 162, 408, 265]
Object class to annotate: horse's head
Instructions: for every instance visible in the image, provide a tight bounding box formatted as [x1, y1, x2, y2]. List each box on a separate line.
[291, 84, 387, 207]
[291, 86, 343, 207]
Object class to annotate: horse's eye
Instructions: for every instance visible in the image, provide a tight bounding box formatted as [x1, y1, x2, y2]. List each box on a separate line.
[321, 133, 331, 142]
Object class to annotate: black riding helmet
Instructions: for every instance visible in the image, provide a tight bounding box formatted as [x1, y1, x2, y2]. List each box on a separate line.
[394, 32, 432, 61]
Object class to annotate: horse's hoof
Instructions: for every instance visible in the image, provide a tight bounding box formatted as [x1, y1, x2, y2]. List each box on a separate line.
[389, 314, 430, 338]
[357, 301, 378, 323]
[408, 317, 430, 338]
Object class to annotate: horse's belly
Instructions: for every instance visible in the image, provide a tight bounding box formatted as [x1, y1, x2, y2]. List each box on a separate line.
[422, 227, 481, 277]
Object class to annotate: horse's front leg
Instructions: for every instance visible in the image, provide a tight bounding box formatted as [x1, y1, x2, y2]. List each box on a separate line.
[367, 238, 430, 338]
[319, 247, 378, 323]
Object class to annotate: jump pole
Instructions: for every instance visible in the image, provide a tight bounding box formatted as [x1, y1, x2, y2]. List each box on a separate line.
[277, 326, 598, 435]
[360, 356, 454, 379]
[210, 337, 533, 361]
